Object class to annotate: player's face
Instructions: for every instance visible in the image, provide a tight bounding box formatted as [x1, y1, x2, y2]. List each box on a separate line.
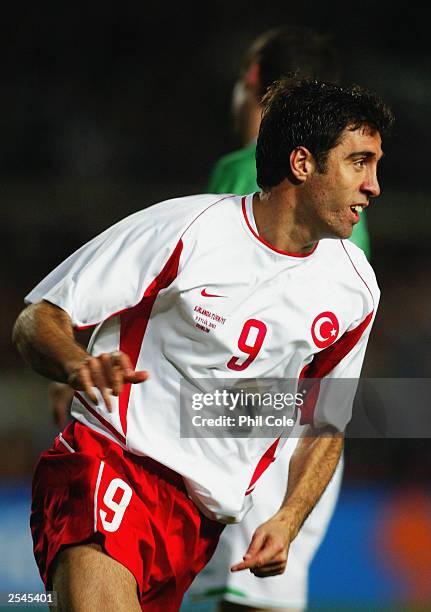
[304, 125, 383, 240]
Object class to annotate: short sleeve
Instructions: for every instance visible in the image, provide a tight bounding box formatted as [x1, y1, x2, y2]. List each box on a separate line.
[25, 203, 188, 328]
[300, 301, 379, 432]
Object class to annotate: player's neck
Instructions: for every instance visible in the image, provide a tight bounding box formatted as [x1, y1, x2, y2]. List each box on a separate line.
[252, 190, 318, 255]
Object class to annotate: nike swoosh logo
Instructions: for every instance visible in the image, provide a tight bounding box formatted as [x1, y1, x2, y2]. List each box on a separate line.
[201, 288, 227, 298]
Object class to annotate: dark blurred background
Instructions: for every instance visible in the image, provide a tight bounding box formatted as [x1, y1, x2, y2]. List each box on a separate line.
[1, 2, 431, 609]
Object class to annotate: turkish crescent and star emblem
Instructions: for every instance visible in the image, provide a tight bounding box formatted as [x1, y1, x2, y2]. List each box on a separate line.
[311, 311, 339, 348]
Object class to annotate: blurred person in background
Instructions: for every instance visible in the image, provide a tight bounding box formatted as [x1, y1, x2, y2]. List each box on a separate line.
[189, 26, 370, 612]
[13, 76, 393, 611]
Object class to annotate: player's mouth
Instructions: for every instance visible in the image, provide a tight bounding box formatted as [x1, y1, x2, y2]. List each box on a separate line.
[350, 204, 367, 223]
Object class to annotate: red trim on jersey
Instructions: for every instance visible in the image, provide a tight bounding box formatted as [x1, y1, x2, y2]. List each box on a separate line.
[74, 392, 126, 444]
[299, 310, 374, 425]
[179, 195, 233, 239]
[341, 241, 375, 304]
[118, 239, 184, 436]
[245, 437, 281, 495]
[242, 196, 318, 257]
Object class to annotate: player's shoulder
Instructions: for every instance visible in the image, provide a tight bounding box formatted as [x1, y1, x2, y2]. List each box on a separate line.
[119, 193, 235, 231]
[319, 238, 380, 299]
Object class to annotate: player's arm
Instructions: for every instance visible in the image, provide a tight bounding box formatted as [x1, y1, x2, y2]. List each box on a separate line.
[232, 425, 343, 577]
[13, 300, 148, 411]
[47, 327, 93, 427]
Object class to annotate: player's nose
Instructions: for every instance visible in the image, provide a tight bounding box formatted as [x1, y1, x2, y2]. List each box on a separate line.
[361, 172, 380, 198]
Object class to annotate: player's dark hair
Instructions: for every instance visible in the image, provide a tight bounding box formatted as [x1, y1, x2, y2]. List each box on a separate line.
[243, 26, 342, 96]
[256, 78, 395, 189]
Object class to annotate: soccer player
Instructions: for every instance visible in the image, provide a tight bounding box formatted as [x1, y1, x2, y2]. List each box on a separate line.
[190, 26, 369, 612]
[13, 77, 393, 612]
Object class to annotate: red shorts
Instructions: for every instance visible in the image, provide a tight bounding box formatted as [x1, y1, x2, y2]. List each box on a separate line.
[31, 420, 224, 611]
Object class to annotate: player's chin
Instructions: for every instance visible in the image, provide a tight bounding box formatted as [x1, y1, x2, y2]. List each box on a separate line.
[341, 228, 354, 239]
[330, 225, 353, 240]
[320, 221, 352, 241]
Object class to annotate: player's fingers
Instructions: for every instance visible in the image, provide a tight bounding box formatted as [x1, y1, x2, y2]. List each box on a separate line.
[239, 539, 285, 573]
[231, 531, 267, 571]
[87, 357, 112, 411]
[68, 366, 97, 403]
[127, 370, 149, 384]
[99, 353, 123, 397]
[110, 351, 149, 385]
[230, 560, 249, 572]
[250, 551, 287, 570]
[243, 530, 267, 560]
[250, 539, 286, 569]
[251, 562, 286, 577]
[111, 350, 133, 372]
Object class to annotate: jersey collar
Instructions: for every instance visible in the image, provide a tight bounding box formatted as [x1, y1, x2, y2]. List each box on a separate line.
[242, 194, 319, 258]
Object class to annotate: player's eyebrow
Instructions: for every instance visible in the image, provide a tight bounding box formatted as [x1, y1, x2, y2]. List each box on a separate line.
[347, 150, 384, 160]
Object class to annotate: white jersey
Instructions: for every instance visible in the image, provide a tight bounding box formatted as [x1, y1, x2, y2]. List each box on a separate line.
[26, 193, 379, 523]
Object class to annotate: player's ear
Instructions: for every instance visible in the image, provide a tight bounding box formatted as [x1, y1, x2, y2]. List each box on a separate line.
[289, 146, 315, 183]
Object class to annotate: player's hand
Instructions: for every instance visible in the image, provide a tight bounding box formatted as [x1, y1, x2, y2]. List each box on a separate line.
[48, 382, 74, 427]
[67, 350, 149, 412]
[230, 516, 293, 577]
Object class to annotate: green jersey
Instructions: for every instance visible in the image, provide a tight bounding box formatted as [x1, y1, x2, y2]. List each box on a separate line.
[208, 142, 370, 258]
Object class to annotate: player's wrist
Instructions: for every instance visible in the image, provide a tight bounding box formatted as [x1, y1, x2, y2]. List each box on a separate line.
[270, 508, 300, 540]
[63, 351, 91, 387]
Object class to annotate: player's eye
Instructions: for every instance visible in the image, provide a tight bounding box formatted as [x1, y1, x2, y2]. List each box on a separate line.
[354, 159, 366, 169]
